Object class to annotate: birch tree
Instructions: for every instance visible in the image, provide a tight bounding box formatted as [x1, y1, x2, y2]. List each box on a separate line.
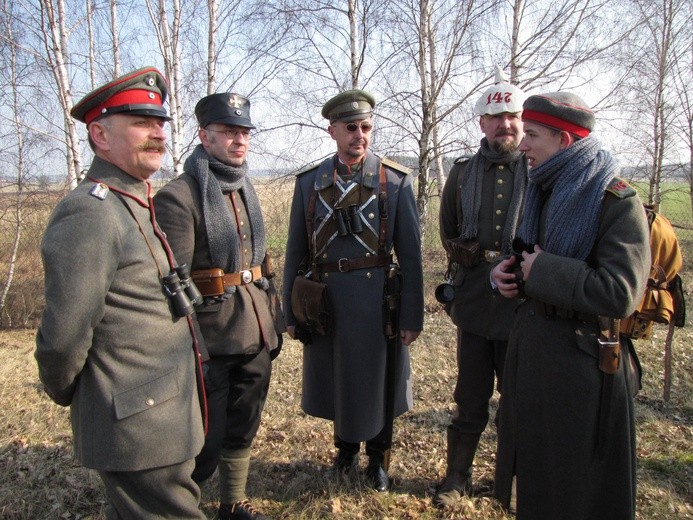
[38, 0, 82, 188]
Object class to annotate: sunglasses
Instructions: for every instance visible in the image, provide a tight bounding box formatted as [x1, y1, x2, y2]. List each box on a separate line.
[343, 122, 373, 133]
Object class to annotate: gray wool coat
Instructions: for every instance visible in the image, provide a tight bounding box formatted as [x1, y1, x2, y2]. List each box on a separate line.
[282, 153, 424, 443]
[494, 179, 650, 520]
[35, 157, 204, 472]
[153, 172, 281, 357]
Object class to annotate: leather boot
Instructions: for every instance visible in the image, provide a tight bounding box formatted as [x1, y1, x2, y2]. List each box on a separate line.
[366, 454, 390, 492]
[432, 428, 481, 508]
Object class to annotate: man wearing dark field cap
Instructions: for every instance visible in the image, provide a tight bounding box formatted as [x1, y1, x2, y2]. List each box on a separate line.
[35, 67, 207, 519]
[155, 92, 283, 520]
[491, 92, 650, 519]
[282, 89, 424, 492]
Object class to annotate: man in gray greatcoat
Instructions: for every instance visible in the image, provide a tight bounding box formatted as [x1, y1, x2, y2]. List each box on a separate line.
[491, 92, 650, 519]
[434, 66, 527, 507]
[35, 67, 207, 519]
[154, 93, 282, 520]
[282, 89, 424, 492]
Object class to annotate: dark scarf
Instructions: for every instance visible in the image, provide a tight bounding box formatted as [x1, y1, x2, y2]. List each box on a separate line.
[517, 136, 618, 260]
[184, 145, 266, 275]
[460, 137, 527, 254]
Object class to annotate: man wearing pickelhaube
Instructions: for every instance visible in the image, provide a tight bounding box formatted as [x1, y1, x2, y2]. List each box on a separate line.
[155, 93, 283, 520]
[35, 67, 207, 518]
[282, 90, 424, 492]
[434, 66, 527, 507]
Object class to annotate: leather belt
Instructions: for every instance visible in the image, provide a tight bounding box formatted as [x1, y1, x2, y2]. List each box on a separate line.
[314, 254, 392, 274]
[223, 265, 263, 286]
[483, 250, 501, 263]
[537, 301, 598, 323]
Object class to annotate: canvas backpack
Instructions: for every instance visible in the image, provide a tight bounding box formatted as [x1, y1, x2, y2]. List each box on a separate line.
[620, 205, 686, 339]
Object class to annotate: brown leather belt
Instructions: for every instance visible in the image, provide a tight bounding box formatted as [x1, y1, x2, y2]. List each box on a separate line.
[223, 265, 263, 286]
[191, 265, 263, 297]
[313, 254, 392, 274]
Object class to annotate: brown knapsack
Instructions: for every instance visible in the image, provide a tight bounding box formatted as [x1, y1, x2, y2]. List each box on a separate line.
[620, 206, 685, 339]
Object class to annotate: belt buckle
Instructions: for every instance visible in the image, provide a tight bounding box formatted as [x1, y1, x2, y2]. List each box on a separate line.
[240, 269, 253, 284]
[338, 258, 349, 272]
[484, 250, 500, 262]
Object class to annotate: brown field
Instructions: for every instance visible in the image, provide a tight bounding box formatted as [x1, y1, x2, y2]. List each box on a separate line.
[1, 311, 692, 519]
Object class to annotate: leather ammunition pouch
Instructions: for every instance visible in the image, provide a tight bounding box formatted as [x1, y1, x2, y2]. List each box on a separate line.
[446, 237, 480, 268]
[291, 276, 332, 336]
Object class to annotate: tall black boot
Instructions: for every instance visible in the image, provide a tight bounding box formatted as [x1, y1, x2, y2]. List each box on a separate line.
[432, 427, 481, 508]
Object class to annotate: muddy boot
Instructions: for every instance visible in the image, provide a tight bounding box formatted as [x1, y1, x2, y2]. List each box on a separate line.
[432, 428, 481, 508]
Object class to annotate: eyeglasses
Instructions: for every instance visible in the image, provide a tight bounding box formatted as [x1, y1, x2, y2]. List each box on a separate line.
[343, 122, 373, 133]
[204, 127, 251, 140]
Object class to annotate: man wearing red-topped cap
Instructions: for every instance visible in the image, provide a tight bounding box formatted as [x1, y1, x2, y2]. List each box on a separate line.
[490, 92, 650, 519]
[35, 67, 207, 519]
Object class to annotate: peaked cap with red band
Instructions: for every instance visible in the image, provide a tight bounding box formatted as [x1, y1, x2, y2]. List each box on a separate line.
[71, 66, 171, 125]
[522, 92, 595, 138]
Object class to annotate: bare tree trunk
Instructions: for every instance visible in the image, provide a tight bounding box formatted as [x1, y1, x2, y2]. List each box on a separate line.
[38, 0, 82, 189]
[207, 0, 219, 94]
[510, 0, 523, 81]
[0, 5, 24, 325]
[110, 0, 121, 77]
[146, 0, 184, 175]
[348, 0, 359, 87]
[426, 7, 445, 197]
[416, 0, 432, 224]
[86, 0, 96, 88]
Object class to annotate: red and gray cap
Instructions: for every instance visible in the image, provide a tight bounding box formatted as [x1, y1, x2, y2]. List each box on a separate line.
[71, 66, 171, 125]
[522, 92, 595, 138]
[474, 65, 526, 116]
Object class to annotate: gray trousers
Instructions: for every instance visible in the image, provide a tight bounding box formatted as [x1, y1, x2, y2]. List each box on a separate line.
[98, 458, 206, 519]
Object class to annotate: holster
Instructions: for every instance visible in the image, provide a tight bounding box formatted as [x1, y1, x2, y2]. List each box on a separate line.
[446, 237, 480, 268]
[290, 275, 332, 336]
[598, 317, 621, 374]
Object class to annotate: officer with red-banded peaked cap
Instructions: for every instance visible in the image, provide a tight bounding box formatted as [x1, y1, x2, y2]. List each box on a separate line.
[71, 66, 171, 124]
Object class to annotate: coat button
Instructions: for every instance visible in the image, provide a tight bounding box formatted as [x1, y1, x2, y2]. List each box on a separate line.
[528, 309, 535, 317]
[146, 398, 155, 406]
[366, 272, 372, 278]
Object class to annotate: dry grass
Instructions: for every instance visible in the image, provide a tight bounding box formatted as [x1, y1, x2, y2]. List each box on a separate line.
[1, 310, 692, 519]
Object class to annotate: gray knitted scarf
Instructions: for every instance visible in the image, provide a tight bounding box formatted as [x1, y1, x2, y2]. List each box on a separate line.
[460, 137, 527, 254]
[184, 144, 266, 273]
[517, 136, 617, 260]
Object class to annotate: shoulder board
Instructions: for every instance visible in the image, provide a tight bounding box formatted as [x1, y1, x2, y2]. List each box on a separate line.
[380, 157, 412, 175]
[89, 182, 110, 200]
[605, 177, 636, 199]
[454, 155, 473, 164]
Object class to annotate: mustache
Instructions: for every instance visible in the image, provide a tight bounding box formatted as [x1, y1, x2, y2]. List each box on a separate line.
[139, 141, 166, 152]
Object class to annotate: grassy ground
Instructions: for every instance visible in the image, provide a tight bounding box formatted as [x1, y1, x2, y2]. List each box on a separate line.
[1, 310, 692, 519]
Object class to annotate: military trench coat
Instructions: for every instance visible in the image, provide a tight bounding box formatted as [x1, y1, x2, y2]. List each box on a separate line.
[35, 157, 204, 472]
[494, 180, 651, 519]
[282, 153, 424, 443]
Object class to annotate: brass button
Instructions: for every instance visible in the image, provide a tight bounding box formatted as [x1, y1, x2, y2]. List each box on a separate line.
[496, 209, 502, 215]
[497, 179, 504, 184]
[146, 398, 154, 406]
[496, 225, 501, 231]
[497, 194, 503, 199]
[498, 165, 505, 170]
